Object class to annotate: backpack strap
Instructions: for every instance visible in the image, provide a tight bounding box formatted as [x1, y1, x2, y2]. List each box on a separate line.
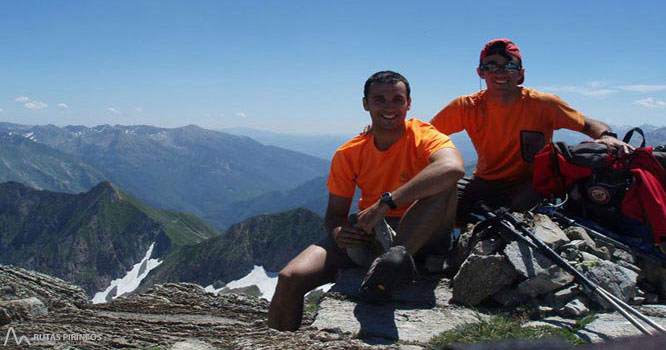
[623, 127, 646, 148]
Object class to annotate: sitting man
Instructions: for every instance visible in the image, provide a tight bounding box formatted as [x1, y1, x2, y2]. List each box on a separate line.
[430, 38, 633, 219]
[267, 71, 464, 331]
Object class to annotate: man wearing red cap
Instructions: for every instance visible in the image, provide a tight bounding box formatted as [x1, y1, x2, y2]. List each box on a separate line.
[430, 38, 633, 218]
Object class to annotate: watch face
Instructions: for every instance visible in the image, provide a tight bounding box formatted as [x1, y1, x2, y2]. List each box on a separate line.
[380, 192, 396, 209]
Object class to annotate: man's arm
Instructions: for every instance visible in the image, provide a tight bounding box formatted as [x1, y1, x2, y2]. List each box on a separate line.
[581, 117, 634, 155]
[355, 147, 464, 233]
[325, 193, 371, 249]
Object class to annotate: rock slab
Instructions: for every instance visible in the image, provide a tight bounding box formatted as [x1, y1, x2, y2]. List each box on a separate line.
[452, 254, 519, 305]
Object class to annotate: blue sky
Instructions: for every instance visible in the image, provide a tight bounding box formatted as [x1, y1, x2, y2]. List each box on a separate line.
[0, 1, 664, 135]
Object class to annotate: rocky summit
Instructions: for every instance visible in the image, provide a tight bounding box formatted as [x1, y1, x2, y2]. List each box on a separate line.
[2, 211, 666, 349]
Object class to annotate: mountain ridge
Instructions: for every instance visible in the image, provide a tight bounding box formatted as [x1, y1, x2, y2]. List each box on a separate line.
[140, 207, 326, 291]
[0, 181, 217, 296]
[0, 123, 330, 228]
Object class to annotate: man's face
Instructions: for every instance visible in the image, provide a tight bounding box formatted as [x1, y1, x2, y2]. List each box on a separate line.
[362, 82, 411, 132]
[477, 54, 524, 94]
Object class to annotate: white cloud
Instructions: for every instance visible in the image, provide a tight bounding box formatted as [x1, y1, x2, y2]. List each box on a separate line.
[585, 81, 609, 89]
[539, 82, 666, 97]
[539, 85, 617, 97]
[236, 112, 247, 118]
[634, 97, 666, 108]
[133, 106, 143, 113]
[618, 85, 666, 92]
[0, 108, 3, 113]
[25, 100, 48, 110]
[107, 107, 119, 114]
[57, 103, 69, 110]
[14, 96, 48, 110]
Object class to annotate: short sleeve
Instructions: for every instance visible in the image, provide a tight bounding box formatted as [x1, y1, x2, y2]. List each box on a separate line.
[548, 94, 586, 132]
[414, 120, 456, 161]
[326, 150, 356, 198]
[430, 98, 465, 135]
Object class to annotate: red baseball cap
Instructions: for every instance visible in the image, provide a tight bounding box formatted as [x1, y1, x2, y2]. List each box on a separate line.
[480, 38, 524, 84]
[480, 38, 522, 62]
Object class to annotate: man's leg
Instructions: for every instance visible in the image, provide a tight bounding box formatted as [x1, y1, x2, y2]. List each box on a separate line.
[394, 186, 457, 256]
[509, 177, 542, 211]
[456, 176, 542, 222]
[267, 240, 350, 331]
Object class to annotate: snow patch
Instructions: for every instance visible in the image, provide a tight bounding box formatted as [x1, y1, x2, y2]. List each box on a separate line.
[203, 265, 332, 301]
[23, 132, 37, 141]
[92, 243, 162, 304]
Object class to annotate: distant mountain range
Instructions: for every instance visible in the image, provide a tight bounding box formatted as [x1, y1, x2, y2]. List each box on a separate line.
[0, 123, 329, 228]
[205, 176, 328, 228]
[554, 124, 666, 147]
[221, 127, 349, 161]
[0, 181, 217, 295]
[0, 132, 107, 193]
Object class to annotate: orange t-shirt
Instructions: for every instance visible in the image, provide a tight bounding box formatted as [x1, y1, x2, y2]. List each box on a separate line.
[430, 88, 585, 181]
[327, 118, 456, 217]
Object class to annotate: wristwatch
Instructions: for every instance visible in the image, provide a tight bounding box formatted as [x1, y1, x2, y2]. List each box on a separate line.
[600, 130, 617, 139]
[380, 192, 398, 209]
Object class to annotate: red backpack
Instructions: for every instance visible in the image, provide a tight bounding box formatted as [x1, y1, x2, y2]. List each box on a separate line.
[533, 128, 666, 246]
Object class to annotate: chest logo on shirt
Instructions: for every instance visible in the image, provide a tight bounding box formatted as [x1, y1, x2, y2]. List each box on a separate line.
[399, 172, 411, 183]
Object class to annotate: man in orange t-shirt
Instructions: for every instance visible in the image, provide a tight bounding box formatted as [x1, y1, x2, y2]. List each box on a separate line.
[430, 38, 633, 219]
[268, 71, 464, 331]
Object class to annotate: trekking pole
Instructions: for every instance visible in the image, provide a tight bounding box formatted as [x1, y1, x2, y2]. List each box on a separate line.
[477, 204, 666, 336]
[547, 210, 666, 268]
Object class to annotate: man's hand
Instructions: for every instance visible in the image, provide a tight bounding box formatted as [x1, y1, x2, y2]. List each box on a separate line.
[332, 222, 372, 249]
[582, 118, 635, 157]
[587, 136, 634, 157]
[355, 200, 390, 235]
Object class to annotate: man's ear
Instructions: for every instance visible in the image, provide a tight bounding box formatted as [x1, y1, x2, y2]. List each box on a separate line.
[362, 97, 369, 111]
[407, 97, 412, 111]
[476, 67, 485, 79]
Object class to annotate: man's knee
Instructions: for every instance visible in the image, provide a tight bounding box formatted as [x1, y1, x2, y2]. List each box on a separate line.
[276, 265, 309, 293]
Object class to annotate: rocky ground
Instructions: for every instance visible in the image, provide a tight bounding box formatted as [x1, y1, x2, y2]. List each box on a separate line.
[2, 262, 666, 349]
[3, 212, 666, 349]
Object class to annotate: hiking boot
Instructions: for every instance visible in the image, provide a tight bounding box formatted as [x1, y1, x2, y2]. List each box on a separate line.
[358, 245, 417, 303]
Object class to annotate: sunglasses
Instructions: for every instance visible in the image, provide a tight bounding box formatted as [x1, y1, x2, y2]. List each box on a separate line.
[479, 62, 522, 73]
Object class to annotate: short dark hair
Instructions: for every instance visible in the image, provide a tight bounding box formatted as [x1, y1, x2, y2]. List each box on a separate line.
[363, 71, 411, 98]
